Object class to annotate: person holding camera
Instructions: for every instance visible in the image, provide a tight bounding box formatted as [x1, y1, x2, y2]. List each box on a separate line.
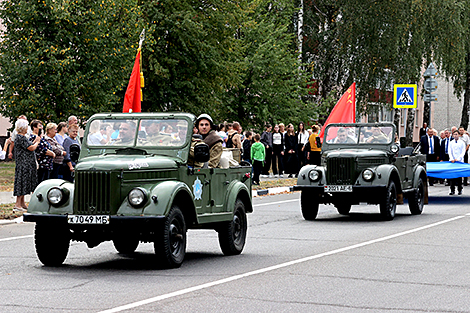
[30, 120, 55, 184]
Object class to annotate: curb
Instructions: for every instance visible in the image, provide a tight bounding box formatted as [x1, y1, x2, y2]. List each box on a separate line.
[0, 216, 23, 225]
[252, 186, 295, 197]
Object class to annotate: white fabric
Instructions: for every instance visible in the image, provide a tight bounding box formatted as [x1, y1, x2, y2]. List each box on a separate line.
[449, 139, 466, 162]
[297, 130, 309, 145]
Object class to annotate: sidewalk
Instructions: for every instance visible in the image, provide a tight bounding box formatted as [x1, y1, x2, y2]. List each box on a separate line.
[0, 192, 30, 205]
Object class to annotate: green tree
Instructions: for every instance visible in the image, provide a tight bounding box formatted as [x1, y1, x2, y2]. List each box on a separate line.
[0, 0, 141, 125]
[219, 0, 309, 129]
[140, 0, 243, 116]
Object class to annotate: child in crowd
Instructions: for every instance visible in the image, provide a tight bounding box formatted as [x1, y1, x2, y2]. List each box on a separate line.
[250, 134, 265, 185]
[242, 131, 252, 164]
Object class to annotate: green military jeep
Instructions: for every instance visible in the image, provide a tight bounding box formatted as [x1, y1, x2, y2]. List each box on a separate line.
[24, 113, 252, 268]
[294, 123, 427, 221]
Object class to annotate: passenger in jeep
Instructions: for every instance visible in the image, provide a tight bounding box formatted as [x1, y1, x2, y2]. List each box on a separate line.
[189, 114, 223, 168]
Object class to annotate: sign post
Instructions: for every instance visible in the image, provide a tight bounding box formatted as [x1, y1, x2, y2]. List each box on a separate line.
[394, 84, 417, 141]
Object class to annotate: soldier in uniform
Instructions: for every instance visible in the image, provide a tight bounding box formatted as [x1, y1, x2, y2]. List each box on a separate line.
[188, 114, 223, 168]
[146, 120, 171, 146]
[366, 127, 389, 143]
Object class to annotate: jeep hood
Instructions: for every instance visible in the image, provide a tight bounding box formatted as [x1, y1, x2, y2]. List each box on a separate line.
[76, 154, 179, 171]
[324, 149, 389, 159]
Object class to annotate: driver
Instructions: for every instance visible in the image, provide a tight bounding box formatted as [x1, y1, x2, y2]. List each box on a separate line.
[335, 127, 355, 144]
[189, 114, 223, 168]
[366, 127, 389, 143]
[113, 121, 136, 145]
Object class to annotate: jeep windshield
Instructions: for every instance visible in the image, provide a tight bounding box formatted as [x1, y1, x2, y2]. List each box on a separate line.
[325, 125, 394, 145]
[86, 118, 190, 148]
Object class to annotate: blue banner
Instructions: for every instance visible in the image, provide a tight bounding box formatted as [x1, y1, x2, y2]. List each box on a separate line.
[426, 161, 470, 179]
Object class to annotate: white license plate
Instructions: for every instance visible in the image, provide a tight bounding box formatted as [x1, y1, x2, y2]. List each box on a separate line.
[68, 215, 110, 225]
[324, 185, 353, 192]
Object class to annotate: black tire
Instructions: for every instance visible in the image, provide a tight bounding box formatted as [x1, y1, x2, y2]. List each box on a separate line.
[218, 199, 247, 256]
[335, 203, 351, 215]
[300, 191, 319, 220]
[154, 205, 186, 268]
[113, 235, 139, 254]
[380, 180, 397, 221]
[35, 223, 70, 266]
[409, 178, 425, 215]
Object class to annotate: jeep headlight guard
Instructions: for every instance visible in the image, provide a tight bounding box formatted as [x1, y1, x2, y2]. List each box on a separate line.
[128, 188, 148, 208]
[47, 187, 69, 206]
[308, 169, 321, 182]
[362, 169, 374, 181]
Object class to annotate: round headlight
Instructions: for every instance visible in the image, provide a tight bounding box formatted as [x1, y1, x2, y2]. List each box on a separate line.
[47, 187, 64, 206]
[391, 144, 399, 153]
[128, 188, 147, 208]
[362, 169, 374, 181]
[308, 170, 321, 181]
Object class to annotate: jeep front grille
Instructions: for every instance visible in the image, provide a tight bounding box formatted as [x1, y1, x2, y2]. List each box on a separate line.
[74, 171, 114, 215]
[327, 158, 356, 185]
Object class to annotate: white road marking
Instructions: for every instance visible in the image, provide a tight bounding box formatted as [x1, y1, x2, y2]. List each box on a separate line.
[0, 234, 33, 242]
[253, 199, 298, 207]
[97, 214, 467, 313]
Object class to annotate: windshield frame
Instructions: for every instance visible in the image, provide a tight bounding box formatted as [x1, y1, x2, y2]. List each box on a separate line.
[81, 113, 195, 161]
[323, 123, 396, 147]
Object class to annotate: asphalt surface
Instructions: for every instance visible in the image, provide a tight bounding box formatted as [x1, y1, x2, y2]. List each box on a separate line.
[1, 185, 470, 312]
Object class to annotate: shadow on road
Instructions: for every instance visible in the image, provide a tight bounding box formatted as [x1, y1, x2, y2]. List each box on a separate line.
[427, 194, 470, 205]
[38, 251, 225, 271]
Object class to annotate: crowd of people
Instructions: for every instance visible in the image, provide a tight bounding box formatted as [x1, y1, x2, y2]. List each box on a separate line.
[211, 121, 323, 185]
[419, 123, 470, 195]
[1, 115, 80, 212]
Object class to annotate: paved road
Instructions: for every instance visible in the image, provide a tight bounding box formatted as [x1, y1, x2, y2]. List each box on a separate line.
[1, 185, 470, 312]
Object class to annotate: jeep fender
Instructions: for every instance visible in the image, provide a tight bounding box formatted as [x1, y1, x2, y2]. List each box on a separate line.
[28, 179, 74, 215]
[297, 165, 327, 186]
[412, 165, 427, 188]
[117, 181, 195, 219]
[363, 164, 402, 193]
[225, 181, 253, 214]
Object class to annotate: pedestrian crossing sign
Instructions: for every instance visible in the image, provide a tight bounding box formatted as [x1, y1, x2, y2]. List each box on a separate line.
[393, 84, 417, 108]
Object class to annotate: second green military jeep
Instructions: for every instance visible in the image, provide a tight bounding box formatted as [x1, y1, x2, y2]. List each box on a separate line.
[24, 113, 252, 268]
[294, 123, 427, 221]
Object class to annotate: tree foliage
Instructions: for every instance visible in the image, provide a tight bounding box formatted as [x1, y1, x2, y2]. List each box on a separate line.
[0, 0, 141, 125]
[302, 0, 468, 138]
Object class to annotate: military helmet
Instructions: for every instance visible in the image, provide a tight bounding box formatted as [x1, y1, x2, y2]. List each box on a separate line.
[195, 113, 214, 129]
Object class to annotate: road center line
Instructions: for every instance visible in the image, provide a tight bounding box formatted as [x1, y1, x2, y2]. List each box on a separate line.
[97, 214, 467, 313]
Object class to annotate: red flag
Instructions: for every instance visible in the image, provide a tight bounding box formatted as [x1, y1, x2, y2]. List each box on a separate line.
[319, 82, 356, 141]
[122, 50, 142, 113]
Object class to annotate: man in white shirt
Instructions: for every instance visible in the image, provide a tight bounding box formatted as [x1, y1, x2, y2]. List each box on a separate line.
[449, 130, 466, 195]
[458, 127, 470, 185]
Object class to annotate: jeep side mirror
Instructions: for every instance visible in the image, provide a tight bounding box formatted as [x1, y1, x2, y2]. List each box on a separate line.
[194, 143, 210, 163]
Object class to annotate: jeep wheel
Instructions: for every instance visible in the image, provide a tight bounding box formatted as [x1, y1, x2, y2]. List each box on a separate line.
[35, 223, 70, 266]
[409, 178, 425, 215]
[218, 199, 247, 256]
[335, 204, 351, 215]
[380, 180, 397, 220]
[154, 205, 186, 268]
[300, 191, 319, 220]
[113, 235, 139, 254]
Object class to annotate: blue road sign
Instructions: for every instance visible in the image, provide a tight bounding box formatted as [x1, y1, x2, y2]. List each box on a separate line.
[393, 84, 417, 108]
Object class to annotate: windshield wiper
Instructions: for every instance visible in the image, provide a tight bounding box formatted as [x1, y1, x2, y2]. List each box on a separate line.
[114, 147, 149, 155]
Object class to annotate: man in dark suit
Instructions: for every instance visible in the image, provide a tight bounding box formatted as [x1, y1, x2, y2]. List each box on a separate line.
[420, 128, 440, 185]
[439, 129, 450, 162]
[419, 122, 428, 139]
